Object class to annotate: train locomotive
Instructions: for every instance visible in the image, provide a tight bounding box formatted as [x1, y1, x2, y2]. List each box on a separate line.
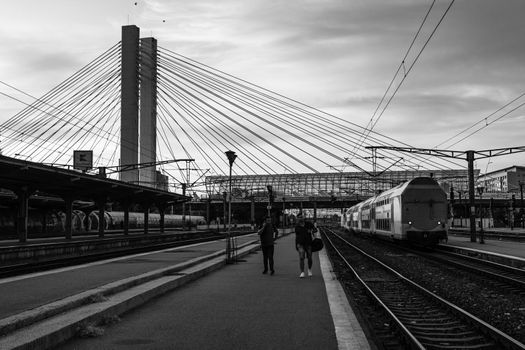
[343, 177, 448, 246]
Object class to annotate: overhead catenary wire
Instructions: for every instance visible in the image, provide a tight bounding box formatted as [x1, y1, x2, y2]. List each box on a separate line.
[349, 0, 437, 161]
[435, 91, 525, 149]
[158, 47, 463, 173]
[348, 0, 456, 167]
[158, 47, 461, 173]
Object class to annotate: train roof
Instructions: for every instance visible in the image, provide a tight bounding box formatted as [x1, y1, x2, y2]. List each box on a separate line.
[347, 177, 443, 211]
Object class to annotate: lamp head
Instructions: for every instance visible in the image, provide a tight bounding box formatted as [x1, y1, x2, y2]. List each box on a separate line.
[225, 150, 237, 166]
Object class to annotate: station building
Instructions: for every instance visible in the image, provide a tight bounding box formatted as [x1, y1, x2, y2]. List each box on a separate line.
[477, 165, 525, 194]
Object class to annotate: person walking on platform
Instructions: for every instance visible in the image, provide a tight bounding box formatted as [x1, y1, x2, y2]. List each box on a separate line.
[295, 214, 314, 278]
[258, 216, 278, 275]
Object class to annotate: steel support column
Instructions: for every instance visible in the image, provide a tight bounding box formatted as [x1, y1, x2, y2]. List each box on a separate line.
[143, 205, 149, 234]
[64, 195, 73, 240]
[97, 198, 106, 238]
[159, 204, 165, 233]
[206, 199, 210, 228]
[16, 188, 29, 243]
[251, 197, 255, 229]
[467, 150, 477, 242]
[123, 201, 131, 236]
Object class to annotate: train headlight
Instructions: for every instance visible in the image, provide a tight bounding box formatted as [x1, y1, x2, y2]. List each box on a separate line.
[437, 221, 441, 225]
[408, 221, 412, 225]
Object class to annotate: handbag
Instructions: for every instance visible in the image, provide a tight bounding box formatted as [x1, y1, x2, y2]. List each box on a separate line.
[311, 237, 324, 252]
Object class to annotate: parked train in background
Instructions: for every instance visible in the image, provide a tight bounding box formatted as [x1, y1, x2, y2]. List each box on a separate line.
[0, 210, 206, 236]
[342, 177, 448, 247]
[87, 211, 206, 231]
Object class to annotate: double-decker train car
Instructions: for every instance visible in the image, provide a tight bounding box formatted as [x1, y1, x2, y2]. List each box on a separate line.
[87, 211, 207, 231]
[343, 177, 448, 246]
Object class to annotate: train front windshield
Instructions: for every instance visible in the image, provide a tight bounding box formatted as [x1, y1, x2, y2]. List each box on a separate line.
[403, 190, 447, 230]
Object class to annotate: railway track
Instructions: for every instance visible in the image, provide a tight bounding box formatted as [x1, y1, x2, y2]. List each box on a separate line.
[323, 228, 525, 349]
[359, 234, 525, 296]
[423, 248, 525, 295]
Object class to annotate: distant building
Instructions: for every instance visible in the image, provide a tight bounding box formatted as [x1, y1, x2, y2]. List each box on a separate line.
[156, 171, 169, 191]
[477, 165, 525, 193]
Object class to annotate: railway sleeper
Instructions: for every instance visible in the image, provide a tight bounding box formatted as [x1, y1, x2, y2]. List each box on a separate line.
[420, 342, 496, 350]
[395, 315, 455, 322]
[400, 318, 460, 326]
[419, 338, 495, 349]
[417, 335, 491, 343]
[410, 330, 483, 337]
[387, 305, 435, 311]
[393, 311, 450, 319]
[401, 321, 464, 328]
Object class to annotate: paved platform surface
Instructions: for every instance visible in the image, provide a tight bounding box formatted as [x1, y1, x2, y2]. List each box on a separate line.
[445, 234, 525, 259]
[55, 234, 371, 350]
[0, 235, 255, 320]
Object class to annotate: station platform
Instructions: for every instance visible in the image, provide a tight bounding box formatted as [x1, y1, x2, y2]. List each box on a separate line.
[449, 226, 525, 236]
[445, 234, 525, 258]
[0, 233, 371, 350]
[441, 233, 525, 269]
[54, 233, 371, 350]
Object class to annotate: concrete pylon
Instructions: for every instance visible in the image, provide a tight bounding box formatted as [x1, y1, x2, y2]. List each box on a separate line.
[139, 37, 157, 188]
[120, 26, 158, 187]
[120, 25, 140, 184]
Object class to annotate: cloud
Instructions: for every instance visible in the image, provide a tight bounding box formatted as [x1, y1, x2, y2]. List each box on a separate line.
[1, 0, 524, 173]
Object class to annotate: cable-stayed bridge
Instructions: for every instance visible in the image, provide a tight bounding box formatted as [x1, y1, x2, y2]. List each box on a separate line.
[0, 25, 483, 201]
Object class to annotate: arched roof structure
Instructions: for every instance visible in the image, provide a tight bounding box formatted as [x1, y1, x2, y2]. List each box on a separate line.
[205, 169, 473, 202]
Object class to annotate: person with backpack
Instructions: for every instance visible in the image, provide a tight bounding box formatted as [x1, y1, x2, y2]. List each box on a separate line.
[294, 213, 314, 278]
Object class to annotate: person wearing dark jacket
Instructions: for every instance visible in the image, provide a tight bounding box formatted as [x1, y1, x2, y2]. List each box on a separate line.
[258, 217, 278, 275]
[295, 214, 314, 278]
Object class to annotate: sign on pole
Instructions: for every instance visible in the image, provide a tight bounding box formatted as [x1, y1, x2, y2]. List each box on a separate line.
[73, 150, 93, 171]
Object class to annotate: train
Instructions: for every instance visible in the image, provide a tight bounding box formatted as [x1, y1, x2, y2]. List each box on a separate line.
[0, 210, 206, 235]
[342, 177, 448, 246]
[87, 211, 207, 231]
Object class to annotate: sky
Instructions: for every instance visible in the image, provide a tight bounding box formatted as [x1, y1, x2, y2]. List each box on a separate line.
[0, 0, 524, 175]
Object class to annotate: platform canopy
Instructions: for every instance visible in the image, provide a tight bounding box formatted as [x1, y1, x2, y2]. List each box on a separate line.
[0, 155, 189, 205]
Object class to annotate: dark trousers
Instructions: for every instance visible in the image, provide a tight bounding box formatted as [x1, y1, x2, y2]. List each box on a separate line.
[261, 245, 275, 272]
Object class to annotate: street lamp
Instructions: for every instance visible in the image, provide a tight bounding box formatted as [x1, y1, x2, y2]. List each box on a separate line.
[476, 186, 485, 244]
[225, 150, 237, 263]
[519, 181, 524, 228]
[266, 185, 274, 218]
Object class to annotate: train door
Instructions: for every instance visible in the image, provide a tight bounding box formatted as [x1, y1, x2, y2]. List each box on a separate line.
[370, 205, 376, 234]
[392, 197, 403, 239]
